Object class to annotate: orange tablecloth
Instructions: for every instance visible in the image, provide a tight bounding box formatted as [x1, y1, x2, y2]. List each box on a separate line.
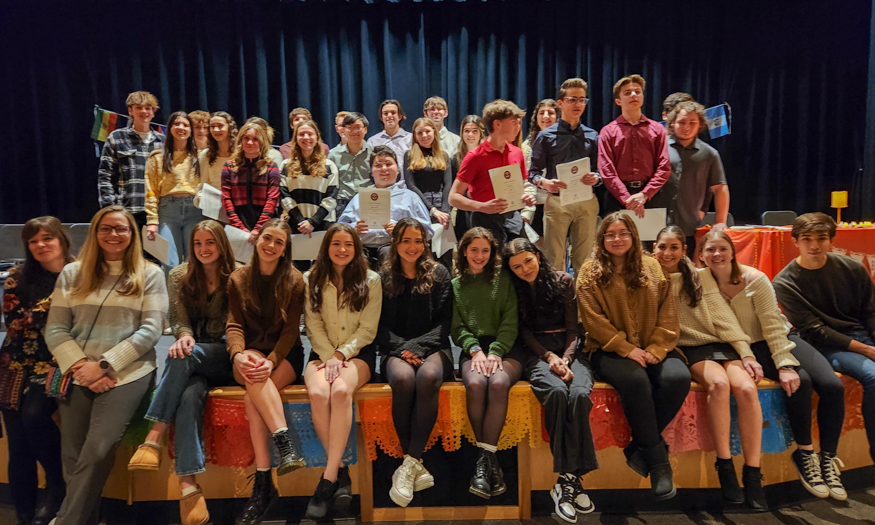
[695, 226, 875, 282]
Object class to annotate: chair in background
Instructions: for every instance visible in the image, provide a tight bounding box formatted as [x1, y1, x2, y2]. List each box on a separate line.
[66, 223, 91, 256]
[0, 225, 26, 262]
[699, 212, 736, 227]
[761, 210, 797, 226]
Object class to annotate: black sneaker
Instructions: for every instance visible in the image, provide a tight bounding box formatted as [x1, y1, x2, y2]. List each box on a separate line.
[572, 476, 595, 514]
[236, 471, 278, 525]
[333, 466, 353, 515]
[791, 449, 828, 498]
[272, 429, 306, 476]
[550, 475, 578, 523]
[468, 450, 492, 499]
[305, 476, 338, 521]
[488, 451, 507, 497]
[714, 458, 744, 504]
[820, 452, 848, 501]
[742, 465, 768, 512]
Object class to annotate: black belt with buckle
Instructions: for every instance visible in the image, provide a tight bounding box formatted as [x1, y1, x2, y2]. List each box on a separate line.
[623, 179, 649, 189]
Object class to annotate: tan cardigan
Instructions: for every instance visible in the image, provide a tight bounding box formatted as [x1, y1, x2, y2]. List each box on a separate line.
[577, 256, 679, 360]
[673, 269, 752, 357]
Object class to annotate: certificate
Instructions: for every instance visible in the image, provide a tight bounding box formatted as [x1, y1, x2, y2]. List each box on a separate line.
[141, 226, 170, 265]
[618, 208, 667, 241]
[291, 231, 327, 261]
[488, 164, 524, 212]
[358, 188, 391, 230]
[224, 225, 254, 263]
[431, 223, 457, 257]
[556, 158, 593, 206]
[198, 183, 228, 223]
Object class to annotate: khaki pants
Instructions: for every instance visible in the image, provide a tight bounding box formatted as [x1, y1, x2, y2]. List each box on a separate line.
[543, 194, 599, 274]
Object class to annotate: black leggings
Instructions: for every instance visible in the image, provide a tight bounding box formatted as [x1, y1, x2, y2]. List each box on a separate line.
[2, 385, 65, 518]
[383, 352, 453, 459]
[752, 335, 845, 453]
[592, 349, 691, 448]
[460, 353, 524, 446]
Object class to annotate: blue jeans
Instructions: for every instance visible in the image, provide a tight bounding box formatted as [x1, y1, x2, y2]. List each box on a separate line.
[821, 331, 875, 461]
[145, 343, 233, 476]
[158, 195, 203, 268]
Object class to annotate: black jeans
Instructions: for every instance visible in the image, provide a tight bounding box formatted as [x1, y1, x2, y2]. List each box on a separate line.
[2, 385, 64, 519]
[592, 349, 691, 448]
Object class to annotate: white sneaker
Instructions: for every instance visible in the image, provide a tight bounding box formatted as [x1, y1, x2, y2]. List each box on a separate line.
[573, 476, 595, 514]
[550, 476, 577, 523]
[390, 455, 422, 507]
[414, 462, 434, 491]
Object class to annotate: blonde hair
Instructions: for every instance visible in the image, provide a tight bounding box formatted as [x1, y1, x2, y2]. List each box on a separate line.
[407, 118, 447, 171]
[230, 122, 272, 175]
[423, 96, 448, 112]
[125, 91, 159, 111]
[481, 100, 526, 133]
[612, 74, 646, 100]
[73, 206, 147, 298]
[245, 117, 275, 143]
[285, 120, 328, 179]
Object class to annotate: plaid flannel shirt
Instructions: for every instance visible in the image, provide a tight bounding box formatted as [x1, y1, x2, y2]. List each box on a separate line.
[97, 127, 165, 213]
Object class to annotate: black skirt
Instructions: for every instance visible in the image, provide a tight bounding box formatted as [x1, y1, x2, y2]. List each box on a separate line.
[307, 343, 377, 380]
[679, 342, 741, 366]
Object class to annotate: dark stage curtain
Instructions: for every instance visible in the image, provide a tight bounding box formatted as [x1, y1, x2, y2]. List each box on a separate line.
[0, 0, 870, 223]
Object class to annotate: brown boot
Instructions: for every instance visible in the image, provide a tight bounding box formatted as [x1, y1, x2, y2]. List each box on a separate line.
[128, 443, 161, 471]
[180, 485, 210, 525]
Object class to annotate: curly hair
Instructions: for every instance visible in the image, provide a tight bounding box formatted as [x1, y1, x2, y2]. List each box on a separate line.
[655, 226, 702, 307]
[525, 99, 560, 146]
[455, 227, 501, 282]
[586, 211, 647, 290]
[207, 111, 238, 166]
[504, 238, 565, 329]
[309, 223, 371, 313]
[380, 218, 436, 298]
[284, 120, 328, 179]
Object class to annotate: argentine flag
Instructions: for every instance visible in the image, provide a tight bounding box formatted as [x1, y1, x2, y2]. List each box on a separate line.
[705, 104, 731, 139]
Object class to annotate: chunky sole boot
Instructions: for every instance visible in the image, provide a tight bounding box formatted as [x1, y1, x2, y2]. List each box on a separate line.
[468, 450, 492, 499]
[236, 471, 278, 525]
[488, 452, 507, 497]
[272, 429, 306, 476]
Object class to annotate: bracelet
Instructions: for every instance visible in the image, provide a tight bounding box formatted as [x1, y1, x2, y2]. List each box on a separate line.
[470, 346, 483, 357]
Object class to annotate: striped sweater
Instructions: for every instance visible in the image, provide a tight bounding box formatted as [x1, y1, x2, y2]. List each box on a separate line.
[280, 158, 339, 228]
[45, 260, 168, 386]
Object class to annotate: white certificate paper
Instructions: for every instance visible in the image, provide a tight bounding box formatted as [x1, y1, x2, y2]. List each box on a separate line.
[358, 188, 391, 230]
[488, 164, 525, 212]
[198, 183, 228, 223]
[556, 158, 593, 206]
[291, 231, 327, 261]
[431, 223, 457, 257]
[224, 225, 254, 263]
[141, 226, 170, 265]
[618, 208, 668, 241]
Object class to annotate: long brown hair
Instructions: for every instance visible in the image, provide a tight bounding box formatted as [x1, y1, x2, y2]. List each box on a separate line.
[180, 221, 237, 315]
[454, 227, 500, 282]
[525, 99, 560, 146]
[380, 218, 436, 298]
[284, 120, 328, 178]
[309, 223, 371, 313]
[16, 216, 74, 305]
[656, 226, 702, 307]
[207, 111, 238, 166]
[242, 218, 298, 321]
[157, 111, 200, 178]
[229, 122, 272, 175]
[408, 118, 447, 171]
[456, 115, 485, 165]
[73, 206, 147, 298]
[699, 230, 743, 285]
[587, 212, 647, 290]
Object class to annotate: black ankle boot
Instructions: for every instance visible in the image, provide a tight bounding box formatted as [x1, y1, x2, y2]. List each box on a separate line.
[742, 465, 768, 512]
[16, 511, 33, 525]
[333, 466, 353, 515]
[31, 483, 65, 525]
[236, 470, 278, 525]
[468, 450, 492, 499]
[623, 440, 648, 478]
[306, 476, 338, 521]
[272, 428, 306, 475]
[488, 451, 507, 497]
[714, 458, 743, 504]
[642, 441, 676, 500]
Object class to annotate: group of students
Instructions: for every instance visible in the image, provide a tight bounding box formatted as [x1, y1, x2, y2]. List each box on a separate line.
[4, 205, 875, 525]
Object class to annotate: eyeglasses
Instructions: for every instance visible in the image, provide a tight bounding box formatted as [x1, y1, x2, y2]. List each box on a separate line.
[344, 125, 365, 132]
[563, 97, 590, 105]
[604, 231, 631, 241]
[97, 225, 131, 235]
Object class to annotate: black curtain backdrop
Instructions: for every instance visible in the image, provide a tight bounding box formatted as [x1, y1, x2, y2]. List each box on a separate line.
[1, 0, 870, 224]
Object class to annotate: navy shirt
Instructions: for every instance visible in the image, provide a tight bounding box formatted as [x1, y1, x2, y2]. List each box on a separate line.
[528, 120, 600, 191]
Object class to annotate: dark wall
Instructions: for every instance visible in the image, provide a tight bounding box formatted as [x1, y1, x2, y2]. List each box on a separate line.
[1, 0, 870, 223]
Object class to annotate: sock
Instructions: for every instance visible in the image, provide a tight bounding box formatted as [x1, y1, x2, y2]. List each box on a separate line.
[271, 427, 288, 436]
[480, 443, 497, 453]
[257, 467, 271, 472]
[181, 485, 198, 497]
[144, 440, 159, 448]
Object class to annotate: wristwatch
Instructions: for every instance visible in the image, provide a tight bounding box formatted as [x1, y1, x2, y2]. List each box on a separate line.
[470, 346, 483, 357]
[781, 365, 797, 371]
[98, 359, 111, 371]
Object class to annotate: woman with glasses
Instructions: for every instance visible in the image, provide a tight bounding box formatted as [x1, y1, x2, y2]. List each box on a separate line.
[576, 211, 688, 501]
[45, 206, 168, 525]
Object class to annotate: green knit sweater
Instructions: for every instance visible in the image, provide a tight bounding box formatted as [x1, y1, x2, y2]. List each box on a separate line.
[451, 270, 518, 357]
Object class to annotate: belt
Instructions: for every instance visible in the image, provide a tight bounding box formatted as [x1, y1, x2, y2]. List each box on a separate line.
[623, 179, 649, 189]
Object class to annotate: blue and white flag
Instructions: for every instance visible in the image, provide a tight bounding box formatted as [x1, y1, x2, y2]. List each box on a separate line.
[704, 103, 731, 139]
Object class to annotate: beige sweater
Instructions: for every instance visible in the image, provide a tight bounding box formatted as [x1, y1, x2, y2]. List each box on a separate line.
[577, 256, 679, 360]
[725, 271, 799, 369]
[673, 269, 752, 357]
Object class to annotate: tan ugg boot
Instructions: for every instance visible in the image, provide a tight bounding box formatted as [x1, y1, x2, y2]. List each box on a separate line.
[180, 486, 209, 525]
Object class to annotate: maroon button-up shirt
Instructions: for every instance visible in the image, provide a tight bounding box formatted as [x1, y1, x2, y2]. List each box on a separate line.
[597, 114, 671, 204]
